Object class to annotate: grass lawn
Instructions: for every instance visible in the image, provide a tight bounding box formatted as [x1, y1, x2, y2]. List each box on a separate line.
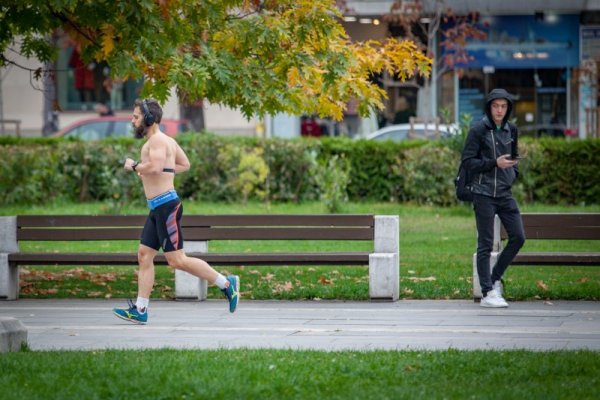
[1, 349, 599, 400]
[2, 201, 599, 301]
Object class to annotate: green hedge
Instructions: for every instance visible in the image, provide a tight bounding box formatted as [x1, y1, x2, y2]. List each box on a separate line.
[1, 135, 599, 207]
[517, 139, 600, 205]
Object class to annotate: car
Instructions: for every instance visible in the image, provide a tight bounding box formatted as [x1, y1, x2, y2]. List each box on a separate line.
[53, 116, 189, 140]
[519, 123, 576, 138]
[361, 123, 457, 142]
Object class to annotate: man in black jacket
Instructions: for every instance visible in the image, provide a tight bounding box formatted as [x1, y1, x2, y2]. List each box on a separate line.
[461, 88, 525, 308]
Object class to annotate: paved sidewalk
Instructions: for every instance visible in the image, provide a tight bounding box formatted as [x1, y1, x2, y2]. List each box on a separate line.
[1, 299, 599, 351]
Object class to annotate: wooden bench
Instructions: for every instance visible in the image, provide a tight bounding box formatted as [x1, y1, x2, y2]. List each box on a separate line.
[0, 214, 399, 301]
[472, 213, 600, 298]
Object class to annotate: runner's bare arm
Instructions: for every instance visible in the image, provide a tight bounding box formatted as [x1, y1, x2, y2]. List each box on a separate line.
[174, 143, 190, 173]
[132, 139, 167, 175]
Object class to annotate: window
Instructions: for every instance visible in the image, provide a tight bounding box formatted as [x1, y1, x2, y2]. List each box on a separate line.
[55, 44, 142, 112]
[63, 121, 112, 140]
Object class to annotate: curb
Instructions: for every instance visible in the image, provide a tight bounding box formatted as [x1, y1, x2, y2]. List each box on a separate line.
[0, 317, 27, 352]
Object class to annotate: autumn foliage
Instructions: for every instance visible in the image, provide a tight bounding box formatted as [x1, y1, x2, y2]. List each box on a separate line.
[0, 0, 431, 119]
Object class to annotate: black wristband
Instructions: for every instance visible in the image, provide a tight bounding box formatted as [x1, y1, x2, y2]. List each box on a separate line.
[132, 161, 139, 171]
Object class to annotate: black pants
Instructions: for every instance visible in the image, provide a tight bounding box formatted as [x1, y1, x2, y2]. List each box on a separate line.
[473, 194, 525, 296]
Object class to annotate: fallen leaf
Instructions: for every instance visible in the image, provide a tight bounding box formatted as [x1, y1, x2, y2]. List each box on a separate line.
[272, 281, 294, 293]
[407, 276, 436, 282]
[536, 280, 549, 291]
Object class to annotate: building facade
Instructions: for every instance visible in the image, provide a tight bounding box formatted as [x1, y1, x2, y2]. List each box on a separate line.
[2, 1, 599, 138]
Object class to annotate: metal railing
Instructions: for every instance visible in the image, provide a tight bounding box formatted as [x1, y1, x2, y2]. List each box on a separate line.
[585, 107, 600, 139]
[408, 116, 441, 138]
[0, 119, 22, 137]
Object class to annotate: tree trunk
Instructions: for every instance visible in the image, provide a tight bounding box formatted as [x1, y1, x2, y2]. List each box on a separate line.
[179, 99, 205, 132]
[417, 80, 433, 121]
[42, 64, 59, 136]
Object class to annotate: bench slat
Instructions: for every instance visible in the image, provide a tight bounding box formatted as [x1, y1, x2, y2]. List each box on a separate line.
[9, 252, 370, 266]
[520, 227, 600, 240]
[513, 252, 600, 265]
[183, 215, 375, 227]
[18, 228, 142, 241]
[500, 213, 600, 240]
[17, 214, 374, 228]
[17, 227, 374, 241]
[184, 227, 374, 240]
[17, 215, 147, 227]
[519, 213, 600, 228]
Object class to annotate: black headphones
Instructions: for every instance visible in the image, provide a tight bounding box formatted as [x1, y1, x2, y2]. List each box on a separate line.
[141, 99, 156, 127]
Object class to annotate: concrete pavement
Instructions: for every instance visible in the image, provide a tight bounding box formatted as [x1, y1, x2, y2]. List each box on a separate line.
[0, 299, 599, 351]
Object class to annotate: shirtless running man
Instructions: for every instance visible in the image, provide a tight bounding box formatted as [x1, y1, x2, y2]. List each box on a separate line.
[113, 99, 239, 324]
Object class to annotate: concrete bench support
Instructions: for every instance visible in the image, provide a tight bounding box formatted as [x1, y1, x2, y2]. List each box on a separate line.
[472, 215, 501, 299]
[175, 241, 208, 301]
[370, 215, 400, 301]
[0, 317, 27, 352]
[0, 217, 19, 300]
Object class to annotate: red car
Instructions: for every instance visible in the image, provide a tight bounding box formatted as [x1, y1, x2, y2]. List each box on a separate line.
[54, 116, 189, 140]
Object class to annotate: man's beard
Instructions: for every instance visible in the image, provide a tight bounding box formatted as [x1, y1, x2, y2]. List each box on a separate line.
[133, 124, 146, 139]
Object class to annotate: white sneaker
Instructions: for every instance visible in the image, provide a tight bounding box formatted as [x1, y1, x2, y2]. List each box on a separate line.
[493, 280, 503, 297]
[480, 289, 508, 308]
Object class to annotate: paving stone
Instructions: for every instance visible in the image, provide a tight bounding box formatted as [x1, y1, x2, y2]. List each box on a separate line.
[1, 299, 599, 351]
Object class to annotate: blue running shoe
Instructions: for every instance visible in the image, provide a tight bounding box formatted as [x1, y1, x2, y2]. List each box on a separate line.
[112, 299, 148, 324]
[221, 275, 240, 313]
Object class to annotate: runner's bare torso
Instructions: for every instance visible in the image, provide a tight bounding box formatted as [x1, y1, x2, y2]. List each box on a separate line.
[140, 132, 191, 198]
[124, 103, 190, 198]
[125, 130, 190, 199]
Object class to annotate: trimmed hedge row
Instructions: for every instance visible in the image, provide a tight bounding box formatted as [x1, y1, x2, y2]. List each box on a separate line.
[1, 135, 599, 207]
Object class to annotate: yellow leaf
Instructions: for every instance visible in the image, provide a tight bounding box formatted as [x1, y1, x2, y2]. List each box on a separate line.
[101, 25, 115, 59]
[536, 280, 549, 291]
[407, 276, 437, 282]
[287, 67, 300, 87]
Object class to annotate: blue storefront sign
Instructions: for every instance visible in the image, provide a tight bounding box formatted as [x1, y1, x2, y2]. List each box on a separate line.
[581, 26, 600, 60]
[448, 15, 580, 68]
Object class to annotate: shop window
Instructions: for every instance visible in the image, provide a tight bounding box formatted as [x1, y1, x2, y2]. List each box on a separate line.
[55, 45, 142, 112]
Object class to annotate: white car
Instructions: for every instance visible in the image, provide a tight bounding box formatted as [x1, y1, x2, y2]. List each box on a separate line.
[362, 123, 457, 142]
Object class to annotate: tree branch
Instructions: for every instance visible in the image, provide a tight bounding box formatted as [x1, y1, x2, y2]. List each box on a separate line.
[46, 4, 100, 48]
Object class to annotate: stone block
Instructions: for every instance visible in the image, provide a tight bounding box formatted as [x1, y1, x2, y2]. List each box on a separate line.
[374, 215, 399, 253]
[0, 254, 18, 300]
[369, 253, 399, 301]
[472, 251, 499, 299]
[175, 241, 208, 300]
[0, 217, 18, 253]
[0, 317, 27, 352]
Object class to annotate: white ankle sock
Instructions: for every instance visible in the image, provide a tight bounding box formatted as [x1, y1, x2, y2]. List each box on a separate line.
[214, 274, 227, 289]
[136, 297, 149, 312]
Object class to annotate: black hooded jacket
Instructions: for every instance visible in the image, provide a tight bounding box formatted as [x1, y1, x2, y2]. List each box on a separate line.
[461, 88, 519, 198]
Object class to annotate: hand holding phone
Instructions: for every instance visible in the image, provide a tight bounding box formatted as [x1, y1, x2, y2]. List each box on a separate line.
[497, 154, 519, 168]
